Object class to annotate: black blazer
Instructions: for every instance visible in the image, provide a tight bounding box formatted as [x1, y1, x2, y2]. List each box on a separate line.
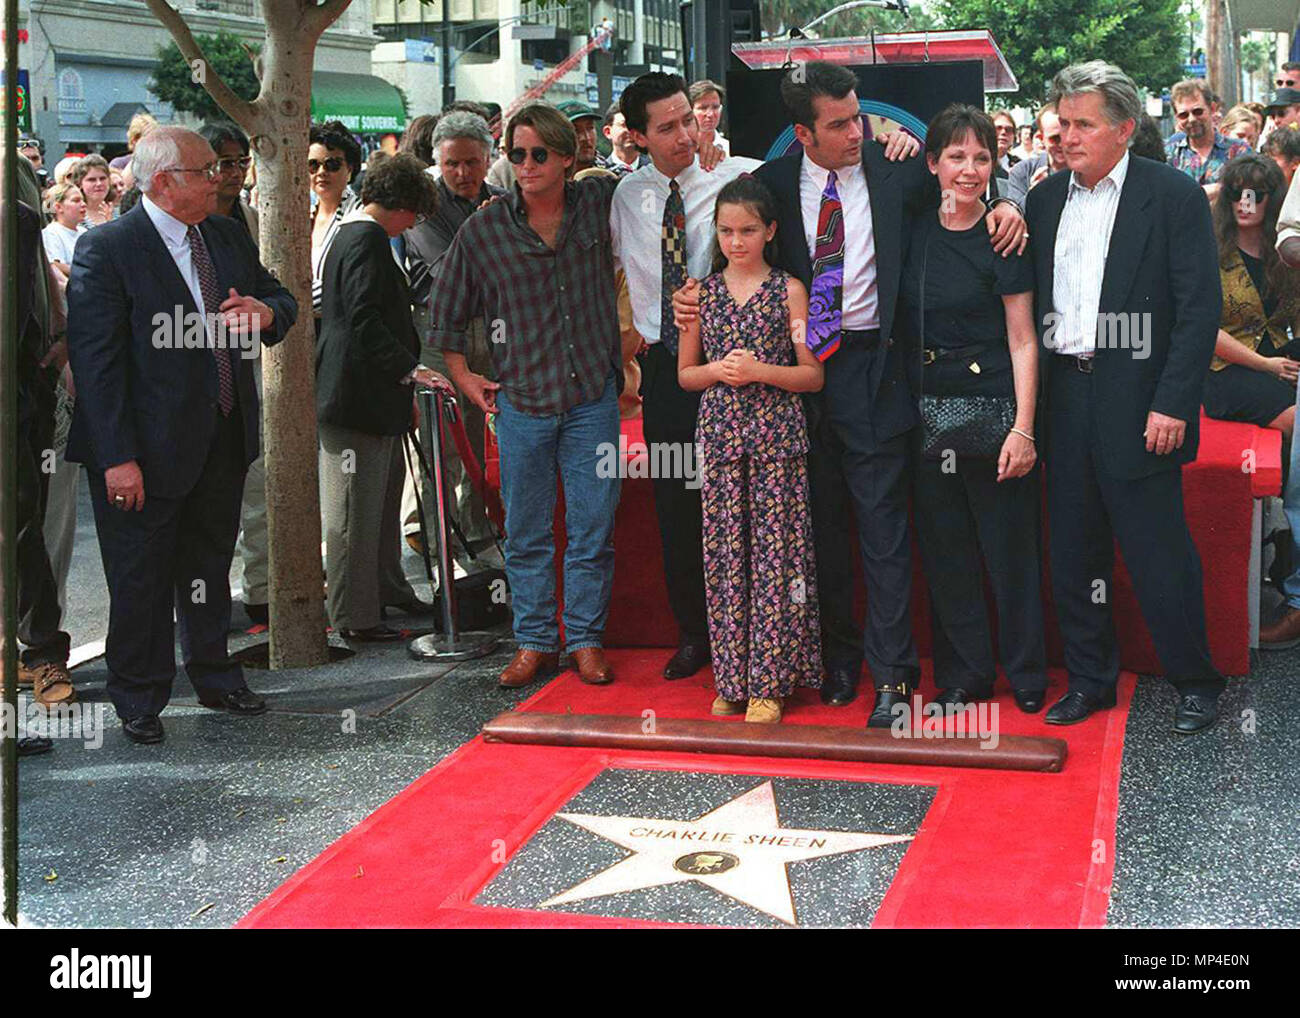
[316, 219, 420, 436]
[754, 144, 936, 442]
[66, 204, 296, 497]
[1025, 155, 1220, 480]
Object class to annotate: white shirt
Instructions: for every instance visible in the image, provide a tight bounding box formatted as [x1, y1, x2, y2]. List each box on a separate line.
[1277, 165, 1300, 248]
[799, 156, 879, 330]
[610, 152, 761, 343]
[1051, 151, 1130, 357]
[143, 193, 208, 322]
[42, 220, 84, 268]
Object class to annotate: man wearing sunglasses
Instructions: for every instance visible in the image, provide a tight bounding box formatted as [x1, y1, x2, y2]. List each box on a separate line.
[1164, 79, 1249, 202]
[431, 103, 626, 690]
[200, 121, 258, 243]
[65, 126, 298, 744]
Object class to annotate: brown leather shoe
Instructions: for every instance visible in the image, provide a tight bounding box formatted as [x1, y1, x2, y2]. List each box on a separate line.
[498, 649, 559, 689]
[1260, 606, 1300, 649]
[571, 647, 614, 685]
[30, 661, 76, 707]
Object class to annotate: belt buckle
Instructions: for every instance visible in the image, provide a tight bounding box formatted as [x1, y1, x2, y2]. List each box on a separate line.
[1077, 356, 1094, 374]
[922, 348, 936, 365]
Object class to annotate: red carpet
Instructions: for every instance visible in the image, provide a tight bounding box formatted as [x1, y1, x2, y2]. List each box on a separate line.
[240, 651, 1131, 929]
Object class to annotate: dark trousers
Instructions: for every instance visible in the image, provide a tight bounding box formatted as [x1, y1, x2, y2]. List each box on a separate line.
[913, 456, 1047, 693]
[1045, 358, 1223, 698]
[817, 336, 920, 689]
[638, 342, 708, 646]
[89, 408, 248, 719]
[17, 376, 71, 668]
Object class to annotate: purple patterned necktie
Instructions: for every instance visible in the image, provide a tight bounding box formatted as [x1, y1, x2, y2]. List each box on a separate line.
[807, 170, 844, 361]
[187, 224, 235, 415]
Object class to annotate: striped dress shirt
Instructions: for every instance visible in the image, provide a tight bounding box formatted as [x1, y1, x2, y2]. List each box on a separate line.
[311, 186, 360, 313]
[1050, 151, 1130, 357]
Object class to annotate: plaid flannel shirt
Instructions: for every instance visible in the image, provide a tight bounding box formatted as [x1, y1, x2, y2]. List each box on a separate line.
[429, 176, 622, 416]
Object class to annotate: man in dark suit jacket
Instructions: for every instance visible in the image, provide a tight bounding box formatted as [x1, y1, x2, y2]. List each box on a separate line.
[67, 126, 297, 744]
[744, 62, 1026, 726]
[1026, 62, 1224, 733]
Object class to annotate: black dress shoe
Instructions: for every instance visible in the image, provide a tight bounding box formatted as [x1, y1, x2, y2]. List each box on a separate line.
[1013, 688, 1047, 713]
[199, 686, 267, 716]
[868, 687, 912, 729]
[122, 715, 165, 744]
[820, 666, 860, 706]
[932, 687, 990, 709]
[1044, 687, 1117, 726]
[340, 625, 405, 642]
[383, 597, 437, 618]
[244, 601, 269, 626]
[1173, 693, 1217, 734]
[18, 736, 54, 756]
[663, 643, 710, 680]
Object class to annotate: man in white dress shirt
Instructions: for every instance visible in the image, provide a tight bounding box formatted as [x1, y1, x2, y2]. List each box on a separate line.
[609, 72, 762, 680]
[1026, 62, 1223, 733]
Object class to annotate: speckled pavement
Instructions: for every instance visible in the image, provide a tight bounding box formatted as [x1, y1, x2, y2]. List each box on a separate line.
[17, 598, 1300, 927]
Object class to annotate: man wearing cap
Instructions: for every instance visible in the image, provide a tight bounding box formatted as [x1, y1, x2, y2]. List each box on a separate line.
[1266, 87, 1300, 135]
[487, 99, 600, 188]
[1164, 79, 1250, 201]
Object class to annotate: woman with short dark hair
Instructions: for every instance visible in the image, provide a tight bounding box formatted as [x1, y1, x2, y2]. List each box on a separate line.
[900, 103, 1046, 713]
[317, 154, 449, 641]
[310, 120, 364, 316]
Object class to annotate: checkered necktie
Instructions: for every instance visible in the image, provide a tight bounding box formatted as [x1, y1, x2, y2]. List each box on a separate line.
[807, 170, 845, 361]
[660, 178, 687, 354]
[187, 224, 235, 416]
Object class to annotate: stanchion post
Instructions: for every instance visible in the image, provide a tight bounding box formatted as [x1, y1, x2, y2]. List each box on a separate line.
[408, 387, 498, 663]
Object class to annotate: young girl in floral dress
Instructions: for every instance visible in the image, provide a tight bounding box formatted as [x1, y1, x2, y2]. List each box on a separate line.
[677, 175, 824, 723]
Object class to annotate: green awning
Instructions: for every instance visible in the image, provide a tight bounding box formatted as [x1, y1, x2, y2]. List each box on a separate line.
[311, 71, 404, 133]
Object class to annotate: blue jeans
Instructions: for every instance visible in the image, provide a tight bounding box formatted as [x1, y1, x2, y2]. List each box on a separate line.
[495, 376, 621, 653]
[1283, 374, 1300, 609]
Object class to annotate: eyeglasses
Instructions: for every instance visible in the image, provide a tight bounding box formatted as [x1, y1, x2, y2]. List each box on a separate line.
[507, 146, 550, 165]
[217, 156, 252, 173]
[308, 157, 345, 174]
[164, 163, 220, 182]
[1278, 78, 1297, 87]
[1174, 107, 1207, 120]
[1228, 188, 1271, 204]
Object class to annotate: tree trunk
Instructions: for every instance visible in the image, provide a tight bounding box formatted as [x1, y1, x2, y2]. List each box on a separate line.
[145, 0, 347, 667]
[253, 13, 329, 669]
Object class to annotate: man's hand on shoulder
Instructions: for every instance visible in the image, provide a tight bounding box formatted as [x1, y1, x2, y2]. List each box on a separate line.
[986, 201, 1028, 257]
[875, 130, 921, 162]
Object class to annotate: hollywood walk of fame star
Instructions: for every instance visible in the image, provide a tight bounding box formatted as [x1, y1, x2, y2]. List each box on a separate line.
[539, 779, 914, 925]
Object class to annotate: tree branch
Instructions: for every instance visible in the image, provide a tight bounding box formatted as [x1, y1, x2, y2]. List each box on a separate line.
[142, 0, 258, 131]
[305, 0, 354, 37]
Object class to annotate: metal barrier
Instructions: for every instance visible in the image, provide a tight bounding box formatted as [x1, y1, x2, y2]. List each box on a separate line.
[408, 387, 499, 663]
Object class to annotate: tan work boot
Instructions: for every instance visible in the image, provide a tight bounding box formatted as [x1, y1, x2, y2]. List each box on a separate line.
[498, 649, 559, 689]
[745, 696, 782, 723]
[30, 662, 76, 707]
[711, 695, 745, 716]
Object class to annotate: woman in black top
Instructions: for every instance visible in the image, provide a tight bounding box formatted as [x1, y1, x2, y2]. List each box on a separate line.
[317, 154, 449, 641]
[899, 104, 1046, 713]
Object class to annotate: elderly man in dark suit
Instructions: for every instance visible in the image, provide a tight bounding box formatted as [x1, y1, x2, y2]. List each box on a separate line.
[702, 62, 1026, 726]
[1026, 61, 1224, 734]
[67, 126, 297, 744]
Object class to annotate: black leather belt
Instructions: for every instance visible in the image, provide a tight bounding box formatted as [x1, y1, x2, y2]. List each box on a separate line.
[842, 328, 883, 348]
[1054, 353, 1094, 374]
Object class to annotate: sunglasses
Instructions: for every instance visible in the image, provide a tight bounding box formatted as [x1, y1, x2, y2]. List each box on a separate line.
[507, 146, 550, 165]
[308, 157, 345, 174]
[217, 156, 252, 173]
[1228, 188, 1271, 204]
[1278, 78, 1297, 87]
[1175, 107, 1207, 120]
